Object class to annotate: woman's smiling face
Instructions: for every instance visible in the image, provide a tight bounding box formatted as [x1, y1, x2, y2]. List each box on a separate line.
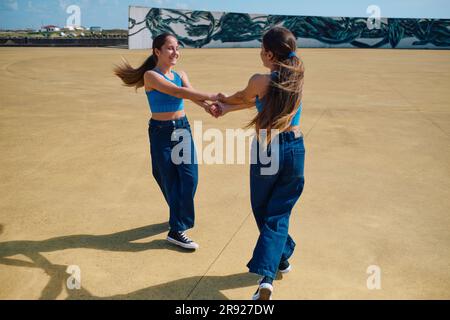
[155, 36, 180, 66]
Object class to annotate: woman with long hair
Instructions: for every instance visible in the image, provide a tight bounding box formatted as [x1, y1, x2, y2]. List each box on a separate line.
[217, 27, 305, 299]
[114, 33, 219, 250]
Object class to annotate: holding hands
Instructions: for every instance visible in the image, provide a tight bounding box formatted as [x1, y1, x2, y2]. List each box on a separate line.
[200, 93, 229, 119]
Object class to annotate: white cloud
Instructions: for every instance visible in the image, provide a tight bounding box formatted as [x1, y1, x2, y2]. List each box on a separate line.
[2, 0, 19, 11]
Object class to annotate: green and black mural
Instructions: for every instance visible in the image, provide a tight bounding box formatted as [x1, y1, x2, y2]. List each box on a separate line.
[128, 7, 450, 49]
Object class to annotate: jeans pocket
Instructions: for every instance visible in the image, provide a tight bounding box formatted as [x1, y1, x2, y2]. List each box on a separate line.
[291, 149, 305, 177]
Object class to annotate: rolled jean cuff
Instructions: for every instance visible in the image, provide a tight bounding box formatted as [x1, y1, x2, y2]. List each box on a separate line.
[170, 223, 194, 233]
[247, 263, 277, 279]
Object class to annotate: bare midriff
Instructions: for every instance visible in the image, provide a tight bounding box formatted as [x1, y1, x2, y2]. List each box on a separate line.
[151, 110, 186, 121]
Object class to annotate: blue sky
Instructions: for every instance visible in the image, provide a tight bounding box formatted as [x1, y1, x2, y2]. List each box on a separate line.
[1, 0, 449, 29]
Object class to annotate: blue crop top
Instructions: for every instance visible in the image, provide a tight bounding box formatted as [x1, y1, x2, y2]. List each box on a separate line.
[254, 71, 302, 126]
[146, 69, 184, 113]
[255, 97, 302, 126]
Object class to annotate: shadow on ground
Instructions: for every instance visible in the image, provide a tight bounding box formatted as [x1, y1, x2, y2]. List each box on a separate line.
[0, 222, 256, 299]
[63, 272, 257, 300]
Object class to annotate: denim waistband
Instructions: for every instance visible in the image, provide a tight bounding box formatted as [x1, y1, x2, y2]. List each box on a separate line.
[277, 130, 304, 143]
[254, 131, 303, 150]
[149, 116, 189, 128]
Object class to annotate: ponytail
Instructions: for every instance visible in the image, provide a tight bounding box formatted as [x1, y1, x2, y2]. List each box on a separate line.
[114, 54, 157, 90]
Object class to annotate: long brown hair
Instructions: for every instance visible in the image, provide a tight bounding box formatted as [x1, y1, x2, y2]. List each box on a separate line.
[248, 27, 305, 137]
[114, 33, 176, 90]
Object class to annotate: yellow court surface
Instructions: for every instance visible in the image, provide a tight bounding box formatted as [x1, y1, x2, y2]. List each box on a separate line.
[0, 47, 449, 299]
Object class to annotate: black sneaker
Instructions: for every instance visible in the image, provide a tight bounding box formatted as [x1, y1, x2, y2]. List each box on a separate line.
[252, 277, 273, 300]
[278, 260, 292, 273]
[167, 231, 199, 250]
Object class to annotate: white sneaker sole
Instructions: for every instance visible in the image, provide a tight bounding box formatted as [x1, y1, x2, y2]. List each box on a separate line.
[252, 284, 273, 300]
[167, 236, 199, 250]
[279, 264, 292, 274]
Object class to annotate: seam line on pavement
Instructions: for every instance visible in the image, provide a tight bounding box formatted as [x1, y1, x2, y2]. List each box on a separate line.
[185, 211, 252, 300]
[304, 108, 327, 138]
[378, 72, 450, 140]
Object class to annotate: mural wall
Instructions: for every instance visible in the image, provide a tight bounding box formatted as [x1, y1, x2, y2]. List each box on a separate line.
[128, 7, 450, 50]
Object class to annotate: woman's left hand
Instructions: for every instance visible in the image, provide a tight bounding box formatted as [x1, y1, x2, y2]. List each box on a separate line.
[209, 102, 223, 118]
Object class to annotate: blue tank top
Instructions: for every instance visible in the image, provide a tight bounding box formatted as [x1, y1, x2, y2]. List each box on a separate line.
[146, 69, 184, 113]
[255, 71, 302, 126]
[255, 95, 302, 126]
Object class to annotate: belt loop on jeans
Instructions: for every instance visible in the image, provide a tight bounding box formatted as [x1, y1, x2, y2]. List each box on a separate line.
[294, 129, 303, 139]
[280, 129, 303, 143]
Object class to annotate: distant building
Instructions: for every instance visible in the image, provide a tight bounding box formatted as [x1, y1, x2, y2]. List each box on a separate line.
[63, 26, 85, 31]
[90, 26, 103, 32]
[40, 25, 60, 32]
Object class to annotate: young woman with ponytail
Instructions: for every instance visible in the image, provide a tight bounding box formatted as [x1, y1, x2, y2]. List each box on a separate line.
[114, 33, 219, 250]
[217, 27, 306, 300]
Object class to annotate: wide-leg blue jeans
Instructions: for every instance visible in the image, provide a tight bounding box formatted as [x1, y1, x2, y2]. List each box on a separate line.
[148, 116, 198, 232]
[247, 131, 305, 279]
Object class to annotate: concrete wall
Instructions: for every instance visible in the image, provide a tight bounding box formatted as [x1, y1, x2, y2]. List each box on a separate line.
[0, 38, 127, 47]
[129, 6, 450, 50]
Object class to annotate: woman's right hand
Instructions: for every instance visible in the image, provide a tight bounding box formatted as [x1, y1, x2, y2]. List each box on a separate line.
[209, 103, 223, 118]
[214, 102, 228, 117]
[199, 101, 221, 118]
[217, 92, 228, 102]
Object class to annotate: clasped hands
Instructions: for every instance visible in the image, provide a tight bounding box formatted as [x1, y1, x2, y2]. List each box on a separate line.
[200, 93, 228, 119]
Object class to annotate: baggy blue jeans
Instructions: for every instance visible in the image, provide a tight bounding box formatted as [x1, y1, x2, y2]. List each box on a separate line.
[247, 131, 306, 279]
[148, 116, 198, 232]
